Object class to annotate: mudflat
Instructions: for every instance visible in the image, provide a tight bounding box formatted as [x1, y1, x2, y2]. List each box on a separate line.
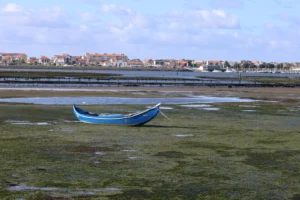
[0, 86, 300, 99]
[0, 86, 300, 199]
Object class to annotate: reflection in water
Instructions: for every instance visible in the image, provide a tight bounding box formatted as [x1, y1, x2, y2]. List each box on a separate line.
[175, 134, 194, 137]
[0, 96, 257, 105]
[7, 184, 121, 194]
[180, 104, 211, 108]
[5, 120, 51, 125]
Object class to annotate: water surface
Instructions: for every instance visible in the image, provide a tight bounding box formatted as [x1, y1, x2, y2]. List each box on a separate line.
[2, 68, 300, 78]
[0, 96, 257, 105]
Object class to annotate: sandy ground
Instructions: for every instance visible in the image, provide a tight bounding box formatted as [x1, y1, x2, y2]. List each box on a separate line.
[0, 86, 299, 92]
[0, 86, 299, 100]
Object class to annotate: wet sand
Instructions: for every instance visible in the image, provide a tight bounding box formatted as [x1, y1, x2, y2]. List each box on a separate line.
[0, 86, 299, 100]
[0, 86, 298, 92]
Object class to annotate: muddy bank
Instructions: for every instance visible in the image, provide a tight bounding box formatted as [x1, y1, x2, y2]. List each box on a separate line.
[0, 86, 299, 100]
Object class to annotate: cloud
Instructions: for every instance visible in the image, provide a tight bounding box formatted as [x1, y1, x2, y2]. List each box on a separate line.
[100, 4, 134, 16]
[0, 3, 84, 48]
[0, 3, 249, 60]
[0, 4, 70, 28]
[99, 5, 240, 47]
[209, 0, 244, 9]
[273, 0, 297, 8]
[183, 0, 203, 9]
[79, 12, 98, 22]
[75, 0, 103, 5]
[0, 3, 21, 12]
[268, 40, 295, 49]
[257, 23, 299, 53]
[277, 13, 300, 25]
[0, 2, 299, 61]
[165, 9, 240, 30]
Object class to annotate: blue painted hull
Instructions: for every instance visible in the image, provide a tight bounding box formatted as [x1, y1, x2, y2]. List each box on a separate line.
[73, 104, 160, 125]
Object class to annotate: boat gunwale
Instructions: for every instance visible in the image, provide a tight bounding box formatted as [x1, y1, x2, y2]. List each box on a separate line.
[73, 103, 160, 120]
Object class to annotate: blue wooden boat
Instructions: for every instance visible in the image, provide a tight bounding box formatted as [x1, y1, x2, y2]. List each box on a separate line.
[73, 103, 161, 125]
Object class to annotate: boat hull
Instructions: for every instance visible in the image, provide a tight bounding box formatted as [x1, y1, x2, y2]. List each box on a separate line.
[73, 104, 160, 126]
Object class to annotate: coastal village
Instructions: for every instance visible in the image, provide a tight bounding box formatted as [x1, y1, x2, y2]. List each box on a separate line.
[0, 52, 300, 73]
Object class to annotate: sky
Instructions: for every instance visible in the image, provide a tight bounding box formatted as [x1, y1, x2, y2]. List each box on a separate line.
[0, 0, 299, 62]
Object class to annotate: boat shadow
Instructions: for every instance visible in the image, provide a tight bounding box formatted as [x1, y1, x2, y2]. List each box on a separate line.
[142, 125, 197, 129]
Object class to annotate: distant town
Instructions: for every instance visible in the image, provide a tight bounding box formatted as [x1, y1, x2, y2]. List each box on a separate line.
[0, 52, 300, 73]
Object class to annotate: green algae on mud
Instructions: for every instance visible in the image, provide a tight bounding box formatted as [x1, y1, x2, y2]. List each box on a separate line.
[0, 88, 193, 98]
[0, 99, 300, 199]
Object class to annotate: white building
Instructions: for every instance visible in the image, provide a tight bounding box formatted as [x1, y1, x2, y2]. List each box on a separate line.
[52, 54, 73, 66]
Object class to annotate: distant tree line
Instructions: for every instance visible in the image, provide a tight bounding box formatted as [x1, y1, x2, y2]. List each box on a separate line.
[225, 61, 292, 71]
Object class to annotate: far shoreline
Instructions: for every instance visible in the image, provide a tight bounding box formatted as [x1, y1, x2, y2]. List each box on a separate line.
[0, 64, 193, 72]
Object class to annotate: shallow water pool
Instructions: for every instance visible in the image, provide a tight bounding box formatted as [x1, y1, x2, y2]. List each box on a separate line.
[0, 96, 257, 105]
